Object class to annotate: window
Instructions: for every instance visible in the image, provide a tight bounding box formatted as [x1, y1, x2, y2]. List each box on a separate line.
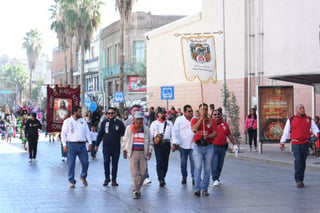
[133, 41, 145, 63]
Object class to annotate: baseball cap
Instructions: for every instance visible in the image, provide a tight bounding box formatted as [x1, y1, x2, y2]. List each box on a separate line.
[157, 107, 167, 114]
[134, 111, 144, 119]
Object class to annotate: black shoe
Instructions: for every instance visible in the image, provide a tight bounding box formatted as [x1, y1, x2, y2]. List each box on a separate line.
[192, 179, 195, 186]
[111, 181, 119, 186]
[133, 191, 140, 199]
[103, 179, 110, 186]
[296, 182, 304, 188]
[159, 180, 165, 187]
[181, 179, 187, 184]
[194, 190, 201, 197]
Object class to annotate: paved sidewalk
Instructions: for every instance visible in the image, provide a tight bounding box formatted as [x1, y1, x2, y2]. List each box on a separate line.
[227, 143, 320, 171]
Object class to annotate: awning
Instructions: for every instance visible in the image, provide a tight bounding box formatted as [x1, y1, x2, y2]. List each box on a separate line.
[269, 74, 320, 86]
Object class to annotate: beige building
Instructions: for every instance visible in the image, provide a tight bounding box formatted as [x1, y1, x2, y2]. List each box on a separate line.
[146, 0, 320, 139]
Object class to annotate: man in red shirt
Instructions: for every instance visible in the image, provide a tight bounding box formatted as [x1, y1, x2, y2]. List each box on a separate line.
[280, 104, 319, 188]
[211, 110, 238, 187]
[191, 103, 218, 197]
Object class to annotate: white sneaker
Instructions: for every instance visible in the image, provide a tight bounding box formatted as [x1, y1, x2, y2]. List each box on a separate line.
[143, 178, 152, 185]
[28, 159, 32, 163]
[213, 180, 220, 187]
[32, 159, 37, 162]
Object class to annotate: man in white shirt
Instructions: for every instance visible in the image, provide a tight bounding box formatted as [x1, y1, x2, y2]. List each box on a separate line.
[172, 105, 195, 185]
[61, 105, 92, 188]
[150, 107, 174, 187]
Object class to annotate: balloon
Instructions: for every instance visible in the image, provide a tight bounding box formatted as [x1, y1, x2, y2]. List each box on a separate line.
[89, 102, 97, 112]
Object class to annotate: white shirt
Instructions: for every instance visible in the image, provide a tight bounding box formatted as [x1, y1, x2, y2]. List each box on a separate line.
[90, 131, 98, 141]
[280, 117, 319, 143]
[150, 119, 174, 140]
[61, 116, 92, 146]
[172, 115, 194, 149]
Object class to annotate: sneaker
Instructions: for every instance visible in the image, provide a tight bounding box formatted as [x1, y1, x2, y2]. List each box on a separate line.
[213, 180, 220, 187]
[111, 181, 119, 186]
[254, 147, 257, 152]
[103, 179, 110, 186]
[133, 191, 140, 199]
[70, 183, 75, 188]
[296, 182, 304, 188]
[194, 190, 201, 197]
[80, 177, 88, 187]
[181, 179, 187, 184]
[159, 180, 165, 187]
[28, 159, 32, 163]
[61, 157, 66, 161]
[202, 190, 209, 196]
[143, 178, 152, 185]
[32, 159, 37, 162]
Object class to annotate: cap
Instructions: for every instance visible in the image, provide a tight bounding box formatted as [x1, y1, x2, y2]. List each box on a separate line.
[134, 111, 144, 119]
[157, 107, 167, 114]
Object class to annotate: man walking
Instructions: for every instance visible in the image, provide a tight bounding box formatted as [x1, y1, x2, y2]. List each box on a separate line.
[211, 109, 238, 187]
[61, 106, 92, 188]
[172, 104, 195, 185]
[122, 111, 153, 199]
[96, 107, 125, 187]
[150, 107, 174, 187]
[280, 104, 319, 188]
[25, 113, 42, 162]
[191, 103, 218, 197]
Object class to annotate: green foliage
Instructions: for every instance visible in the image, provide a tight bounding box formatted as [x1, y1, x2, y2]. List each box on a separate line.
[31, 78, 44, 103]
[2, 64, 28, 90]
[222, 84, 241, 144]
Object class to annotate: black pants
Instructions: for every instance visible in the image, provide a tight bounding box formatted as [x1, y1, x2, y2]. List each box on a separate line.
[248, 129, 257, 148]
[103, 147, 120, 181]
[28, 137, 38, 159]
[154, 142, 171, 181]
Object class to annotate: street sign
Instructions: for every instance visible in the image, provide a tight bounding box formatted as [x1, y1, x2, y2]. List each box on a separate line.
[114, 92, 125, 103]
[161, 86, 174, 100]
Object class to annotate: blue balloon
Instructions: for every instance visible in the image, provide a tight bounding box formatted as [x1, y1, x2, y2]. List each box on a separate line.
[89, 102, 97, 112]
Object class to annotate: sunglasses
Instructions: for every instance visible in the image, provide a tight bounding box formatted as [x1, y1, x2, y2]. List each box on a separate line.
[213, 113, 220, 116]
[107, 112, 115, 115]
[187, 110, 193, 113]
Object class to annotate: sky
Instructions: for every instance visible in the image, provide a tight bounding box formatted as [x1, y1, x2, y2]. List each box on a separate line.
[0, 0, 202, 59]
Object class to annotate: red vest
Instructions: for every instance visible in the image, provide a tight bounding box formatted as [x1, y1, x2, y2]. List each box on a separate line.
[290, 115, 311, 144]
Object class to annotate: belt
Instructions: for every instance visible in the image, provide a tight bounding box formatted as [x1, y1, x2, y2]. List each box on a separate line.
[67, 141, 86, 144]
[162, 139, 170, 143]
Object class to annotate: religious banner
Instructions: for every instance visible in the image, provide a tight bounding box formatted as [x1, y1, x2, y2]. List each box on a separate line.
[258, 86, 293, 142]
[46, 85, 81, 133]
[181, 35, 217, 83]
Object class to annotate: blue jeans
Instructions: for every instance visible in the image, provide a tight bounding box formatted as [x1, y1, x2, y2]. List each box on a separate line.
[193, 144, 213, 191]
[67, 142, 89, 184]
[179, 147, 194, 181]
[211, 145, 227, 181]
[292, 143, 309, 183]
[154, 142, 171, 181]
[91, 140, 97, 158]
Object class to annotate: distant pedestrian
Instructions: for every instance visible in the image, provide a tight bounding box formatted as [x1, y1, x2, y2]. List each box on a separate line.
[280, 104, 319, 188]
[90, 125, 98, 159]
[172, 105, 195, 185]
[61, 105, 92, 188]
[191, 103, 218, 197]
[148, 107, 156, 125]
[96, 107, 125, 187]
[150, 107, 174, 187]
[25, 113, 42, 162]
[57, 134, 67, 162]
[122, 111, 153, 199]
[211, 109, 238, 187]
[245, 108, 257, 152]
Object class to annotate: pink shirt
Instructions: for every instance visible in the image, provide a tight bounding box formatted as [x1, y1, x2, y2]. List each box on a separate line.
[245, 117, 257, 130]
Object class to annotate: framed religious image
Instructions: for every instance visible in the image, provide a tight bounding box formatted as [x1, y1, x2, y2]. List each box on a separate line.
[53, 98, 72, 122]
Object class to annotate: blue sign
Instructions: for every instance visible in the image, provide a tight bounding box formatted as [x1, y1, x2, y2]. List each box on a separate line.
[114, 92, 125, 103]
[161, 86, 174, 100]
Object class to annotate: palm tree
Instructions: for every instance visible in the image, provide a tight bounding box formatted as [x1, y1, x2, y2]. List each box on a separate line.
[63, 0, 102, 106]
[22, 29, 42, 99]
[115, 0, 136, 112]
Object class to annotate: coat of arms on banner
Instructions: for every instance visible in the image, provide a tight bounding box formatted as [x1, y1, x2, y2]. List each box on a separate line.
[181, 35, 217, 82]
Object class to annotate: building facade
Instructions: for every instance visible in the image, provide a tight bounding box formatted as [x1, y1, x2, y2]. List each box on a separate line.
[146, 0, 320, 140]
[100, 12, 184, 108]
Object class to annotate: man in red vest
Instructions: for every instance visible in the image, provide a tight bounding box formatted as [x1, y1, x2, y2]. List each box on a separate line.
[280, 104, 319, 188]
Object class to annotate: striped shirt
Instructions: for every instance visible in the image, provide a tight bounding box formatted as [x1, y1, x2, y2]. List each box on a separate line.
[131, 125, 144, 151]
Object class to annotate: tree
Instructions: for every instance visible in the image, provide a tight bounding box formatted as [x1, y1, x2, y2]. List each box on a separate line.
[31, 78, 44, 103]
[115, 0, 136, 112]
[2, 64, 29, 106]
[222, 84, 241, 145]
[22, 29, 42, 99]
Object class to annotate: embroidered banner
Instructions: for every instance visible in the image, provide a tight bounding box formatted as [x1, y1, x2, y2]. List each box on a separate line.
[181, 35, 217, 82]
[46, 85, 80, 133]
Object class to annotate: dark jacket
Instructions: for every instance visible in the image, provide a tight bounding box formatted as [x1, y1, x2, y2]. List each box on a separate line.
[25, 118, 42, 139]
[97, 118, 125, 151]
